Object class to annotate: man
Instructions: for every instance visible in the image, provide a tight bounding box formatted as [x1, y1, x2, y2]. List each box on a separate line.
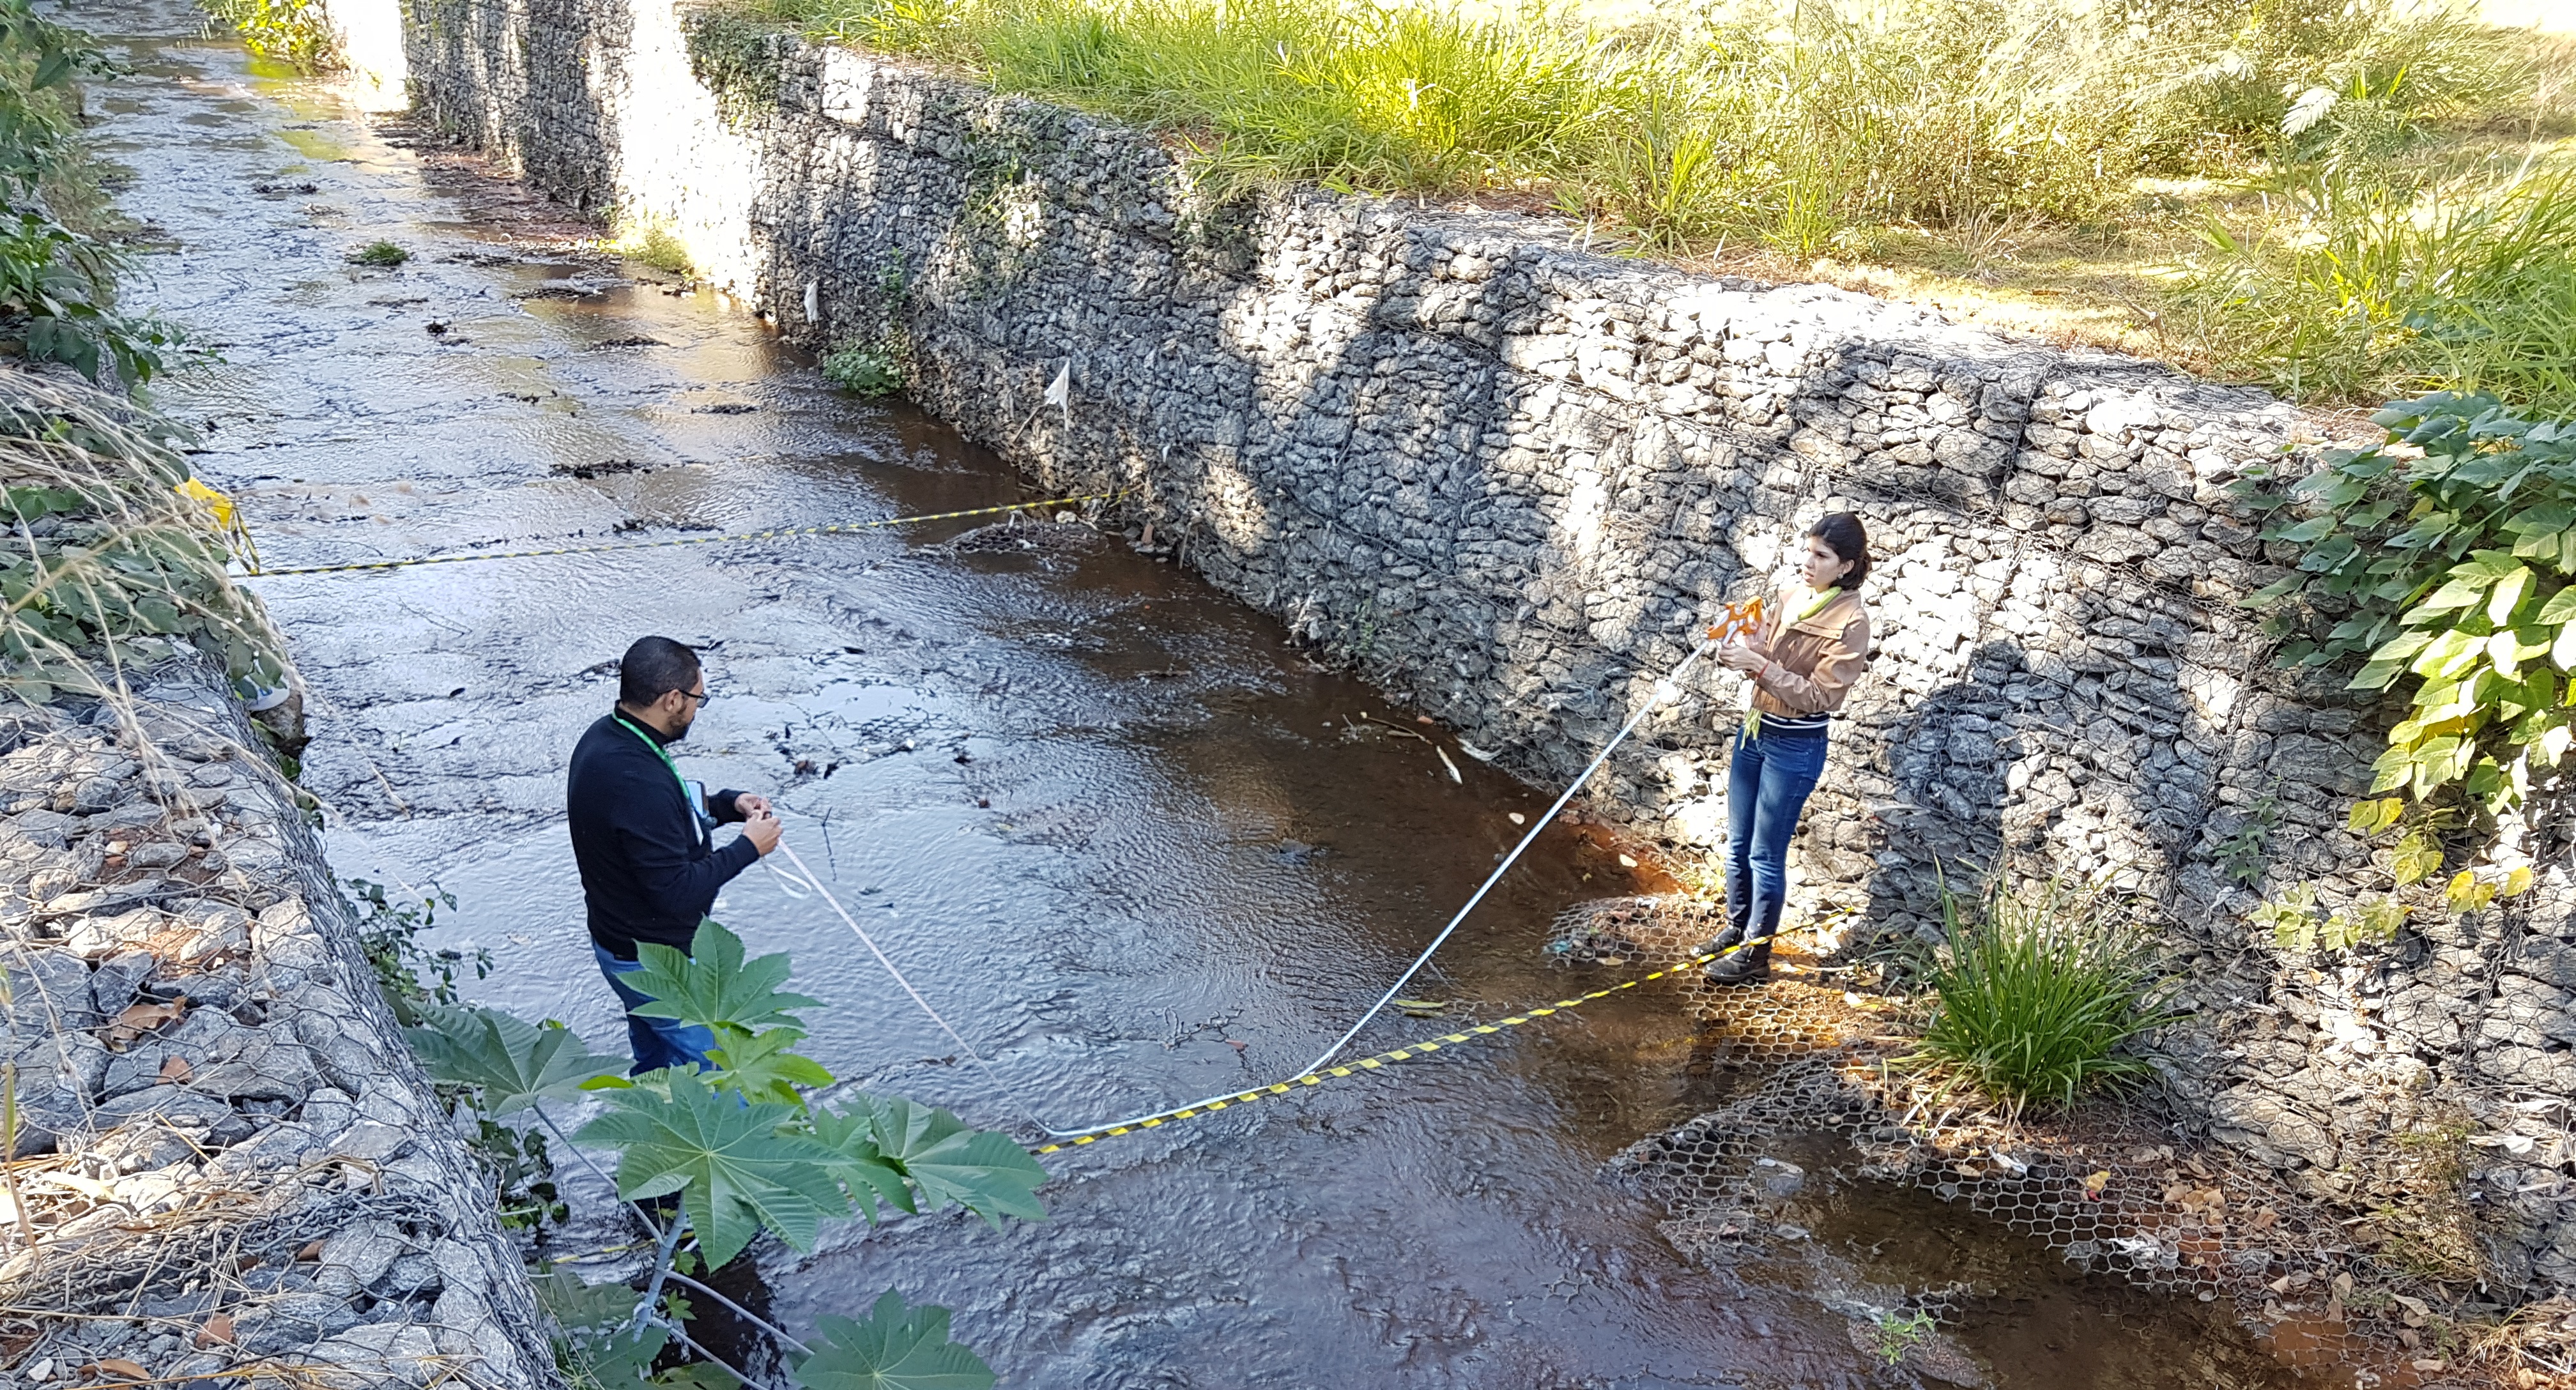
[568, 636, 781, 1073]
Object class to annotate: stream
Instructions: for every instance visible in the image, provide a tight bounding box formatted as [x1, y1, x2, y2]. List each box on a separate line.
[83, 5, 2324, 1386]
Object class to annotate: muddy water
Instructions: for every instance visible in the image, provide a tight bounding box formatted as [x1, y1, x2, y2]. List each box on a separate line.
[84, 6, 2317, 1387]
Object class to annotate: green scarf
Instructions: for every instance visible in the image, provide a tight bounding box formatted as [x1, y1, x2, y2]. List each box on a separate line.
[1744, 587, 1845, 740]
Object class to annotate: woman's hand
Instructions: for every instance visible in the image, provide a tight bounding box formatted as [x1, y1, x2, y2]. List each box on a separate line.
[1717, 641, 1768, 673]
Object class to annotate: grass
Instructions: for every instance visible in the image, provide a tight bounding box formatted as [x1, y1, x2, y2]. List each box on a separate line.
[347, 239, 410, 268]
[1905, 873, 2181, 1113]
[197, 0, 341, 70]
[705, 0, 2576, 414]
[610, 215, 693, 276]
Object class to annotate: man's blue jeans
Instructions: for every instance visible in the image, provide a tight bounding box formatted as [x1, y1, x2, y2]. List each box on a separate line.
[594, 942, 719, 1075]
[1724, 722, 1829, 945]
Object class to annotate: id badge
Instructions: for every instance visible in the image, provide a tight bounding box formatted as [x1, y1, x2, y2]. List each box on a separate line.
[684, 779, 714, 844]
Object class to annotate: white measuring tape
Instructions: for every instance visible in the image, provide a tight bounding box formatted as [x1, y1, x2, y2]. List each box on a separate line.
[770, 636, 1722, 1142]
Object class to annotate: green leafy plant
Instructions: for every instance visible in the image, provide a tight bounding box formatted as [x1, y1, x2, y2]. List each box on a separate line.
[2252, 880, 2409, 956]
[1871, 1309, 1937, 1366]
[1903, 873, 2181, 1112]
[612, 213, 693, 276]
[821, 337, 906, 397]
[402, 920, 1045, 1390]
[0, 374, 291, 704]
[197, 0, 341, 69]
[347, 876, 476, 1025]
[2237, 392, 2575, 816]
[2214, 788, 2281, 887]
[348, 240, 410, 268]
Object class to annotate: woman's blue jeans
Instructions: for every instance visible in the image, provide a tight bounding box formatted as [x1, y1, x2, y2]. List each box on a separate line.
[594, 942, 719, 1076]
[1725, 722, 1828, 945]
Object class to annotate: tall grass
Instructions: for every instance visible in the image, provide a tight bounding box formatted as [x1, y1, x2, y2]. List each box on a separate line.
[1905, 874, 2180, 1113]
[2182, 162, 2576, 416]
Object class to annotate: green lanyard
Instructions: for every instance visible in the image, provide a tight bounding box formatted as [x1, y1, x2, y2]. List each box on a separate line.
[615, 714, 706, 829]
[1745, 588, 1843, 739]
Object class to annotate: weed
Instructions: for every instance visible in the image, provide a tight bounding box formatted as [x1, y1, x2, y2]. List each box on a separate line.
[197, 0, 340, 70]
[821, 333, 907, 395]
[2215, 788, 2281, 887]
[345, 874, 480, 1025]
[348, 239, 409, 268]
[611, 215, 691, 277]
[1904, 872, 2181, 1112]
[1871, 1309, 1937, 1366]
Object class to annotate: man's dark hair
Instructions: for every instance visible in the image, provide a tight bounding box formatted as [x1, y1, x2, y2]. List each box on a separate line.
[618, 636, 701, 708]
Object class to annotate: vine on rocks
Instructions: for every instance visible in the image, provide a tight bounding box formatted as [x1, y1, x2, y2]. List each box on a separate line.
[2236, 390, 2572, 917]
[404, 920, 1045, 1390]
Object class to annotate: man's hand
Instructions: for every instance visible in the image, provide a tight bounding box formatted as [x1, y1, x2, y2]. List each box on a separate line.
[733, 793, 772, 818]
[742, 807, 782, 856]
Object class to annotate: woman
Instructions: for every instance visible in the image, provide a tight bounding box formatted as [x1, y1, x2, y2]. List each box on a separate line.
[1701, 513, 1873, 983]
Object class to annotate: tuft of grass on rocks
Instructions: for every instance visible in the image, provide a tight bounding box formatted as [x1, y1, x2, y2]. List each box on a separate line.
[346, 239, 409, 268]
[1904, 872, 2181, 1114]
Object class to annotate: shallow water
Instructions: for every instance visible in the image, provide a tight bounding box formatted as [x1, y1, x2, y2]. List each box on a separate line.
[82, 6, 2321, 1386]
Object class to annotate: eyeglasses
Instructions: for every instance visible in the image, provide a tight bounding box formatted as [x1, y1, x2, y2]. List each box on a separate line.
[680, 687, 711, 705]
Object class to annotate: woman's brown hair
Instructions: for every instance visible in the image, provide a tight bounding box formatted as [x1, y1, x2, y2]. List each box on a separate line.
[1808, 512, 1870, 590]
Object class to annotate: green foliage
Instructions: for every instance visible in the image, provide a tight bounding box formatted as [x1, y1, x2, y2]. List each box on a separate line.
[197, 0, 341, 70]
[0, 0, 183, 386]
[793, 1292, 995, 1390]
[404, 1003, 627, 1113]
[402, 921, 1044, 1387]
[685, 8, 793, 118]
[753, 0, 2547, 266]
[615, 218, 694, 277]
[2236, 392, 2576, 814]
[629, 920, 824, 1035]
[2252, 880, 2408, 955]
[2182, 166, 2576, 416]
[348, 240, 410, 268]
[1870, 1310, 1937, 1368]
[348, 876, 473, 1023]
[820, 339, 905, 397]
[1905, 873, 2180, 1111]
[578, 1069, 849, 1268]
[2214, 789, 2280, 887]
[0, 375, 292, 705]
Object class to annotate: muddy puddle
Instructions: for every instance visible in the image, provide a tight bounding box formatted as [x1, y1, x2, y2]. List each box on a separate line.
[81, 3, 2326, 1385]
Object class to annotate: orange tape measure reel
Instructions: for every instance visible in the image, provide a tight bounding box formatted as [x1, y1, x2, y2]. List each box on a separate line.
[1705, 597, 1765, 645]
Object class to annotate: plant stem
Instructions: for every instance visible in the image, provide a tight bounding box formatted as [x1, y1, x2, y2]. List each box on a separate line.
[656, 1270, 813, 1357]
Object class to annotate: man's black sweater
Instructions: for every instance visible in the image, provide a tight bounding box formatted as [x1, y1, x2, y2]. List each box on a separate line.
[567, 710, 758, 960]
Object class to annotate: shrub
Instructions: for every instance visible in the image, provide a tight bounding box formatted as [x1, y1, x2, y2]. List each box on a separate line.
[1905, 874, 2179, 1112]
[822, 335, 907, 396]
[611, 215, 692, 275]
[197, 0, 341, 70]
[348, 239, 410, 268]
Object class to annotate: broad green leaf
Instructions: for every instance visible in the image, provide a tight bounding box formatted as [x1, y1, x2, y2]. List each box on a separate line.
[2349, 659, 2405, 691]
[2345, 797, 2403, 836]
[575, 1069, 848, 1267]
[708, 1027, 836, 1106]
[2392, 829, 2444, 885]
[2488, 567, 2534, 626]
[793, 1291, 995, 1390]
[2538, 585, 2576, 625]
[404, 1004, 627, 1114]
[533, 1270, 663, 1386]
[628, 920, 824, 1035]
[856, 1096, 1048, 1228]
[2274, 515, 2337, 544]
[809, 1104, 917, 1221]
[2416, 577, 2488, 613]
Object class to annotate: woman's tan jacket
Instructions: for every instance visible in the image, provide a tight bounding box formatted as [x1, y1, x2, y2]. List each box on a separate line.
[1746, 587, 1872, 717]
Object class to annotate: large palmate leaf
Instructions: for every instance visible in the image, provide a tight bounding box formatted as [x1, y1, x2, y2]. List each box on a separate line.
[807, 1104, 917, 1223]
[575, 1069, 847, 1267]
[627, 920, 822, 1036]
[404, 1004, 627, 1113]
[854, 1095, 1047, 1228]
[792, 1291, 994, 1390]
[708, 1027, 836, 1106]
[531, 1269, 662, 1385]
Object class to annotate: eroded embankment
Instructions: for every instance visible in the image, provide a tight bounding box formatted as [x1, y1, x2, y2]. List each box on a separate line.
[369, 0, 2576, 1315]
[0, 647, 550, 1387]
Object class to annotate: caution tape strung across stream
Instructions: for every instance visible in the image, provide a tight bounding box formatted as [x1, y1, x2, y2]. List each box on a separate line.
[219, 491, 1126, 577]
[1026, 948, 1728, 1155]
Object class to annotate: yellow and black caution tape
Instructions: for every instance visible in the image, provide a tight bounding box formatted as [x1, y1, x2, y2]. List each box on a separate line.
[232, 491, 1126, 578]
[1032, 950, 1723, 1155]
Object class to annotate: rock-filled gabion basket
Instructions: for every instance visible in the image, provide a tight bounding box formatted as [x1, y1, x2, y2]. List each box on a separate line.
[1552, 894, 2575, 1390]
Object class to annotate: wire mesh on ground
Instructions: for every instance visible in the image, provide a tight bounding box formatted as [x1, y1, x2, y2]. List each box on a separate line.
[1552, 893, 2576, 1389]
